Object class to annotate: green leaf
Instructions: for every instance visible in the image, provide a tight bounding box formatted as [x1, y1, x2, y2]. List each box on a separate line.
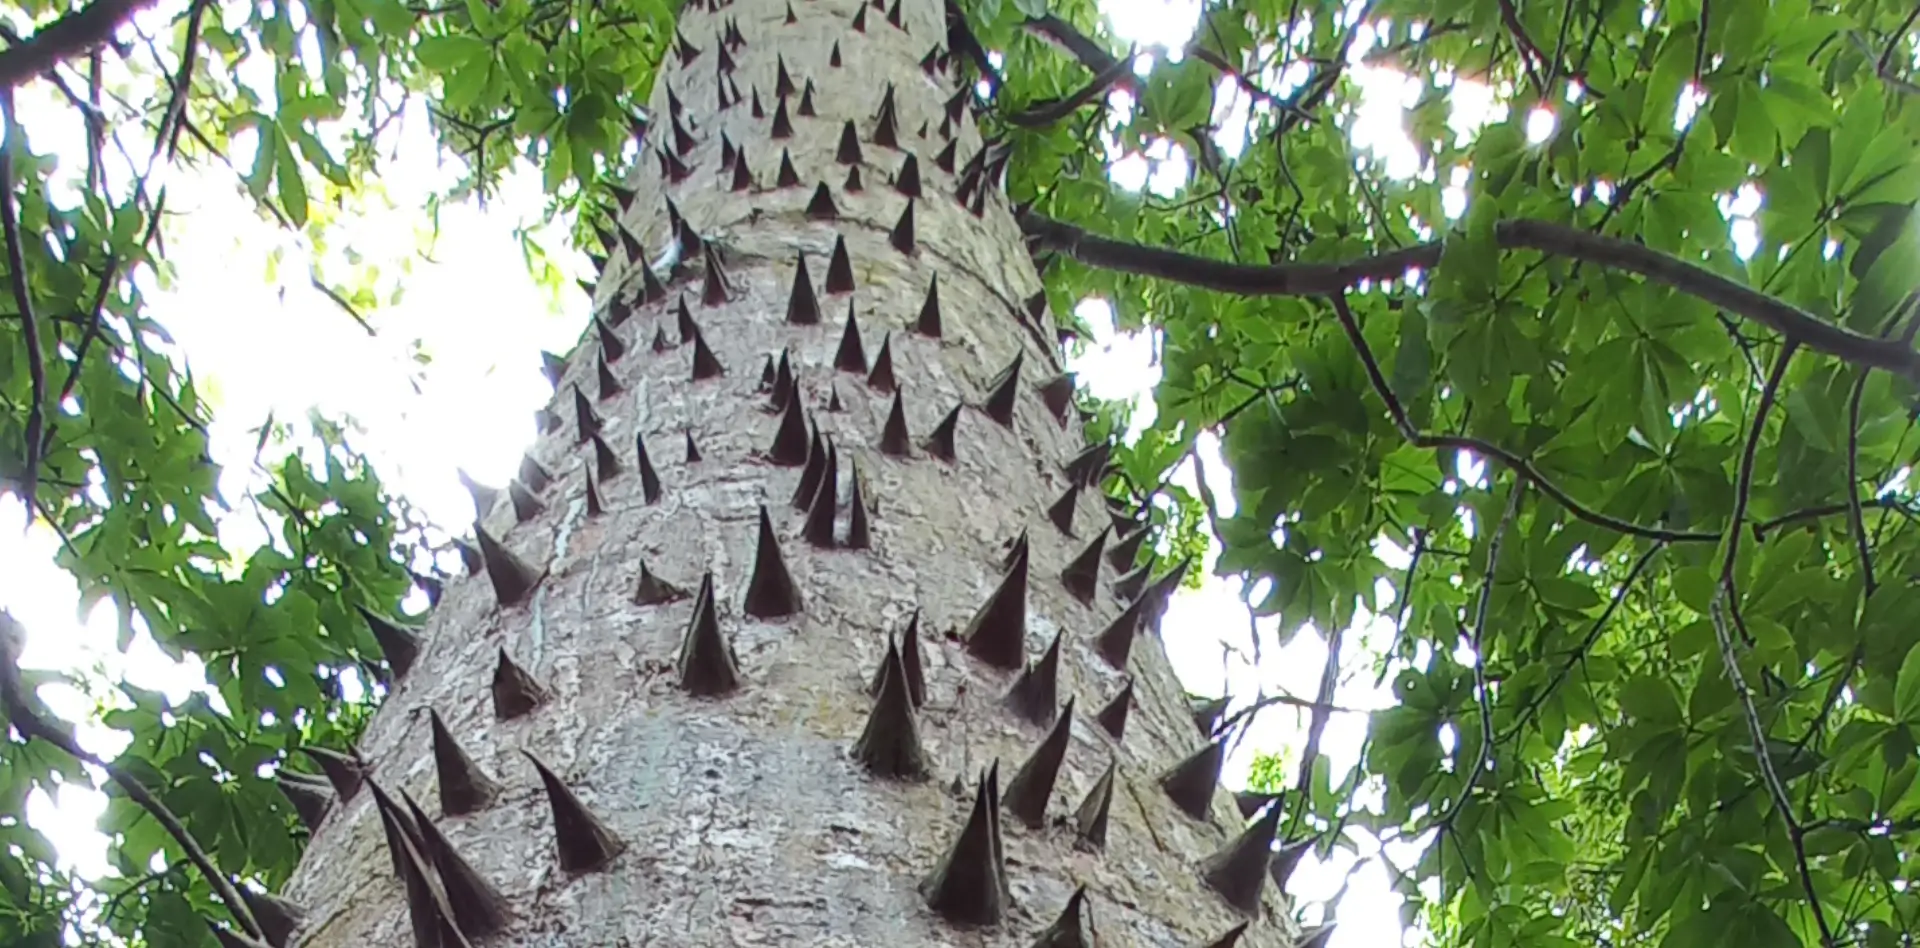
[1894, 646, 1920, 724]
[416, 34, 490, 71]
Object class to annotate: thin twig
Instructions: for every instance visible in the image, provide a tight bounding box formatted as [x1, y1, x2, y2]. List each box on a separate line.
[1494, 0, 1546, 94]
[1004, 45, 1135, 128]
[1709, 340, 1835, 947]
[0, 612, 264, 941]
[1025, 215, 1920, 379]
[1499, 541, 1665, 742]
[1325, 292, 1718, 543]
[0, 90, 46, 526]
[1439, 480, 1527, 827]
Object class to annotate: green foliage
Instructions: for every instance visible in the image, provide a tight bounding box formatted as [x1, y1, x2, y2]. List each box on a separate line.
[1006, 0, 1920, 945]
[2, 0, 1919, 943]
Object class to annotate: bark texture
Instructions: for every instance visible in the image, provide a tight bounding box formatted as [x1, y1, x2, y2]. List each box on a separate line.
[275, 0, 1299, 942]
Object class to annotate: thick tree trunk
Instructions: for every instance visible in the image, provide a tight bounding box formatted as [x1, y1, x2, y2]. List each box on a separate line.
[275, 0, 1298, 943]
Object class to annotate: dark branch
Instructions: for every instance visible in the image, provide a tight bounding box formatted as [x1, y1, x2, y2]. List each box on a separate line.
[0, 611, 265, 941]
[0, 91, 46, 524]
[1024, 214, 1920, 379]
[1494, 0, 1546, 94]
[1004, 46, 1135, 128]
[1439, 481, 1526, 829]
[1500, 542, 1665, 742]
[0, 0, 154, 90]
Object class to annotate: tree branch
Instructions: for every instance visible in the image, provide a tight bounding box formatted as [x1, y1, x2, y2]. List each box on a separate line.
[0, 0, 154, 91]
[1709, 340, 1836, 948]
[1004, 45, 1135, 128]
[0, 612, 265, 941]
[1024, 214, 1920, 379]
[1439, 480, 1526, 828]
[1325, 292, 1720, 544]
[1499, 541, 1665, 742]
[0, 91, 46, 526]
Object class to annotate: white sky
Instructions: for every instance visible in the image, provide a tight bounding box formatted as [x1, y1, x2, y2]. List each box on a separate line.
[0, 1, 1721, 944]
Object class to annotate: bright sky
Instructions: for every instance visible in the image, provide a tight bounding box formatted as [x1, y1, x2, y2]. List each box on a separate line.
[0, 1, 1631, 944]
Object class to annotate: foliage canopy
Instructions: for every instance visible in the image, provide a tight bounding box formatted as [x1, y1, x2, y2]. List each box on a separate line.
[0, 0, 1917, 944]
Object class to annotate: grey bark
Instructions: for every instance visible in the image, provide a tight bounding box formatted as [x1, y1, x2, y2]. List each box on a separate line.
[275, 0, 1299, 942]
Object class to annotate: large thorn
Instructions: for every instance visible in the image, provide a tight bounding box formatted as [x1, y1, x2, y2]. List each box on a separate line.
[825, 234, 855, 294]
[1038, 373, 1075, 425]
[1235, 790, 1279, 819]
[453, 538, 483, 575]
[1095, 678, 1132, 740]
[836, 121, 864, 164]
[369, 785, 469, 948]
[508, 479, 546, 522]
[786, 252, 821, 324]
[982, 352, 1022, 427]
[853, 637, 927, 778]
[1003, 696, 1073, 827]
[596, 353, 624, 400]
[894, 152, 922, 197]
[888, 199, 917, 254]
[731, 151, 754, 190]
[627, 432, 661, 504]
[1191, 694, 1230, 736]
[677, 572, 742, 696]
[846, 165, 865, 191]
[1092, 596, 1145, 669]
[867, 332, 896, 392]
[769, 386, 810, 465]
[1270, 836, 1315, 892]
[799, 79, 819, 115]
[609, 182, 637, 212]
[275, 772, 332, 830]
[791, 423, 827, 508]
[771, 350, 796, 409]
[934, 138, 957, 172]
[1060, 527, 1108, 606]
[1001, 527, 1029, 572]
[752, 86, 766, 117]
[961, 539, 1028, 670]
[802, 441, 840, 549]
[1159, 736, 1228, 820]
[868, 610, 927, 707]
[777, 148, 802, 187]
[702, 245, 730, 305]
[641, 260, 668, 304]
[524, 752, 626, 872]
[744, 504, 804, 617]
[1002, 631, 1062, 728]
[772, 97, 794, 138]
[1062, 442, 1110, 488]
[490, 649, 549, 720]
[1074, 759, 1116, 849]
[1045, 484, 1078, 536]
[585, 471, 607, 517]
[1296, 926, 1336, 948]
[474, 525, 540, 607]
[1201, 802, 1283, 915]
[1113, 557, 1155, 601]
[368, 778, 425, 877]
[400, 790, 511, 937]
[720, 130, 737, 169]
[851, 1, 867, 30]
[661, 147, 692, 183]
[830, 39, 843, 66]
[239, 890, 305, 948]
[919, 767, 1008, 926]
[691, 327, 726, 380]
[677, 295, 698, 343]
[879, 390, 911, 456]
[357, 605, 421, 679]
[885, 0, 904, 28]
[430, 710, 500, 816]
[539, 350, 567, 387]
[1030, 886, 1093, 948]
[806, 182, 839, 220]
[299, 746, 365, 802]
[834, 301, 868, 372]
[675, 28, 700, 64]
[591, 433, 623, 482]
[873, 83, 899, 146]
[572, 385, 603, 442]
[1108, 525, 1149, 570]
[776, 55, 796, 97]
[684, 430, 702, 462]
[915, 275, 941, 336]
[925, 404, 961, 461]
[634, 562, 692, 605]
[846, 463, 872, 548]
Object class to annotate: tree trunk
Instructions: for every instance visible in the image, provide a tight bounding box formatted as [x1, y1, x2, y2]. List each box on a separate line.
[275, 0, 1298, 943]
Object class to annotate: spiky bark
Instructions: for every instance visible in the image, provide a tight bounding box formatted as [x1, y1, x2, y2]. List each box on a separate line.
[274, 0, 1295, 943]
